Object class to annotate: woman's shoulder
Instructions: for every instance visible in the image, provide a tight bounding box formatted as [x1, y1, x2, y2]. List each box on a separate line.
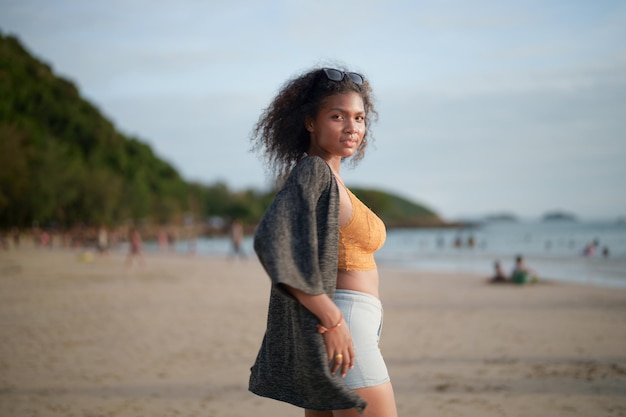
[289, 156, 334, 189]
[294, 155, 331, 173]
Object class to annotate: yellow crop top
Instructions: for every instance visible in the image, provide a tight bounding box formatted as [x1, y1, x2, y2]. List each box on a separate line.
[338, 188, 386, 271]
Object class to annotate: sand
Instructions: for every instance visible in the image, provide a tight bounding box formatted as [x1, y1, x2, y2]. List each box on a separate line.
[1, 247, 625, 417]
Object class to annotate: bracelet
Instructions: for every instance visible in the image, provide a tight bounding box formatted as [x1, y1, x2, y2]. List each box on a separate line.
[316, 313, 343, 334]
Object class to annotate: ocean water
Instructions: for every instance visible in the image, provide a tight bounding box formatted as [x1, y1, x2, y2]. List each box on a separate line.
[375, 221, 626, 288]
[160, 221, 626, 289]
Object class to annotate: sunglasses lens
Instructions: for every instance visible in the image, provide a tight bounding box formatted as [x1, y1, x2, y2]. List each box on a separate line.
[323, 68, 364, 85]
[324, 68, 344, 81]
[347, 72, 364, 85]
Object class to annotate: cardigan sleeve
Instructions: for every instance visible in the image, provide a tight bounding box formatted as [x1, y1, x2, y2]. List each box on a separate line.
[253, 156, 338, 299]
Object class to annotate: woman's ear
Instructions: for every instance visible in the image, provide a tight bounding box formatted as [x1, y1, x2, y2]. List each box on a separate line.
[304, 116, 314, 132]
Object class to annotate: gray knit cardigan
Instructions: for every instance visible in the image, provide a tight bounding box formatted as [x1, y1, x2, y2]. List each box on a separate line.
[249, 156, 367, 413]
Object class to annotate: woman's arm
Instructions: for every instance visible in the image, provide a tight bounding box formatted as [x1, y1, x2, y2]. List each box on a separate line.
[285, 285, 354, 378]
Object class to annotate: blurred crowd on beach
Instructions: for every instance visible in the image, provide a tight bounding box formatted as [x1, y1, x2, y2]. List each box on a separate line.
[0, 219, 250, 263]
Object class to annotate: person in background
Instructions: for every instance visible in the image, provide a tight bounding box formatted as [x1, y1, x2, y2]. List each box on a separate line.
[229, 218, 245, 258]
[97, 226, 109, 255]
[157, 228, 169, 252]
[511, 255, 538, 284]
[125, 227, 145, 268]
[582, 241, 597, 257]
[248, 66, 397, 416]
[488, 260, 509, 284]
[11, 227, 20, 248]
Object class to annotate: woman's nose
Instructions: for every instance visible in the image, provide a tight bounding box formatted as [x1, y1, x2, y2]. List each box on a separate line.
[345, 120, 359, 134]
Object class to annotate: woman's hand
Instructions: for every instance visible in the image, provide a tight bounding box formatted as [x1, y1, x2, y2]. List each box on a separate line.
[282, 285, 355, 377]
[322, 318, 355, 377]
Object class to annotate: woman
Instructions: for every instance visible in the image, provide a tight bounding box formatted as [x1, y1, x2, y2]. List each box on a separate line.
[249, 67, 398, 416]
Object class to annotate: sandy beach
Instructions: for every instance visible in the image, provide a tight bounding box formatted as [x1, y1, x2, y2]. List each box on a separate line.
[1, 247, 625, 417]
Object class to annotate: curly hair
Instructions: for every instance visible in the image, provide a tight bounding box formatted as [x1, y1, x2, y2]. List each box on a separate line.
[251, 66, 378, 181]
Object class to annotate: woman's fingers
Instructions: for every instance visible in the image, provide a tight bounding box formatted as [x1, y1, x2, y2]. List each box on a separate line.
[330, 351, 348, 377]
[347, 343, 355, 371]
[331, 352, 343, 374]
[329, 349, 355, 377]
[340, 352, 351, 377]
[324, 324, 355, 377]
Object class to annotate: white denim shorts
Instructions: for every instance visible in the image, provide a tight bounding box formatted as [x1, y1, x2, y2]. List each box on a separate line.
[333, 289, 390, 389]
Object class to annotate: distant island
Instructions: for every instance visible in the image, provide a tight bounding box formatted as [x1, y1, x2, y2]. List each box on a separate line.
[542, 211, 578, 222]
[483, 213, 519, 223]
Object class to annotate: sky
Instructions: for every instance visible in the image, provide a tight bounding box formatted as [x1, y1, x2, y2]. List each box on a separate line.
[1, 0, 625, 221]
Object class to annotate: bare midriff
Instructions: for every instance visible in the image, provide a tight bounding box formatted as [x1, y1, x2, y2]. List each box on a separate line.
[336, 269, 380, 298]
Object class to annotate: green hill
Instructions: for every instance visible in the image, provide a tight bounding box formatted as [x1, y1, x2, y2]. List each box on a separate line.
[350, 187, 446, 227]
[0, 33, 194, 228]
[0, 32, 445, 231]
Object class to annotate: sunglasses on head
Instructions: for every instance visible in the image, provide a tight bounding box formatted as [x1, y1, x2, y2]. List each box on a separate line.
[322, 68, 364, 85]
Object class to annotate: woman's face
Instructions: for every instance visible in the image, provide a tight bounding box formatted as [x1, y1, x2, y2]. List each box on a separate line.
[306, 91, 365, 160]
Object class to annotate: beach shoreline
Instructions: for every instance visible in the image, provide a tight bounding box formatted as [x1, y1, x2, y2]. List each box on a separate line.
[1, 248, 625, 416]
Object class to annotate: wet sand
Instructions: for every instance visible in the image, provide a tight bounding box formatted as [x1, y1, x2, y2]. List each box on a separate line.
[1, 248, 625, 416]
